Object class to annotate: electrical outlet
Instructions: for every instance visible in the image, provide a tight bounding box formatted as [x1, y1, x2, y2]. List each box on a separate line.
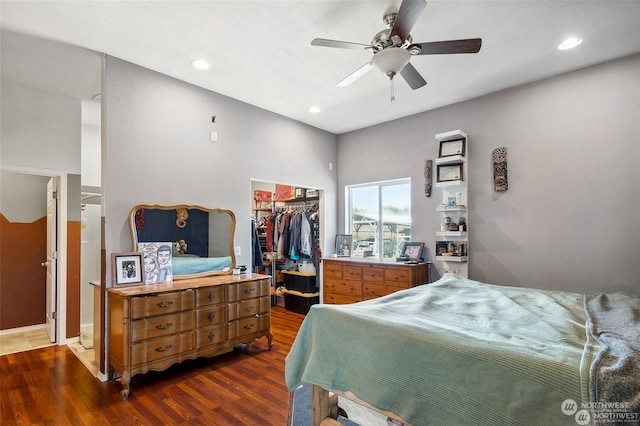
[234, 246, 241, 256]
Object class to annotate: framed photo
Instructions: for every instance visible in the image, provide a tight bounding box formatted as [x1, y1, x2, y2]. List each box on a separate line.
[138, 242, 173, 284]
[112, 252, 144, 287]
[437, 163, 463, 183]
[335, 234, 353, 257]
[439, 138, 465, 158]
[400, 241, 425, 261]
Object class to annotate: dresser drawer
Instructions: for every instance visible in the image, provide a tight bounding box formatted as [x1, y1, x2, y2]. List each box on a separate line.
[131, 312, 194, 342]
[196, 286, 225, 307]
[228, 279, 270, 302]
[363, 284, 406, 300]
[228, 313, 270, 339]
[130, 332, 193, 366]
[229, 296, 270, 321]
[384, 268, 410, 286]
[324, 280, 361, 297]
[343, 265, 362, 282]
[324, 293, 360, 305]
[324, 264, 343, 280]
[131, 290, 194, 319]
[361, 266, 385, 284]
[196, 324, 226, 348]
[195, 305, 226, 328]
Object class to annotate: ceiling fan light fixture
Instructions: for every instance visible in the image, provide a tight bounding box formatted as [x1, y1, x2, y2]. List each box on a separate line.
[372, 47, 410, 79]
[557, 37, 582, 50]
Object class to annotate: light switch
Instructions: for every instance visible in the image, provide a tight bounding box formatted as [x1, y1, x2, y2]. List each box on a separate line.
[211, 131, 218, 142]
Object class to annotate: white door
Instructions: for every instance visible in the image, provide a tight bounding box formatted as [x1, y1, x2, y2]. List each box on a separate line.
[45, 177, 58, 343]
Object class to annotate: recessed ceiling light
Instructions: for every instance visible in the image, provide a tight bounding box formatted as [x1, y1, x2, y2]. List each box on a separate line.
[309, 106, 321, 114]
[557, 37, 582, 50]
[191, 59, 210, 70]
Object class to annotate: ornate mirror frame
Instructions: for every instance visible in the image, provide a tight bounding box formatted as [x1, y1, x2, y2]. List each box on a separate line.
[129, 204, 236, 279]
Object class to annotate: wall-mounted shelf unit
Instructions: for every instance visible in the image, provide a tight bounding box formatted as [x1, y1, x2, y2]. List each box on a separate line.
[435, 129, 469, 278]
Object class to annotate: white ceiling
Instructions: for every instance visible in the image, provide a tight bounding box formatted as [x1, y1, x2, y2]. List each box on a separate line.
[1, 1, 639, 134]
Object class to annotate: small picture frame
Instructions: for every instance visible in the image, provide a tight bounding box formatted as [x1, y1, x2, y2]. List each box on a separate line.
[438, 138, 466, 158]
[112, 252, 144, 287]
[335, 234, 353, 257]
[437, 163, 463, 183]
[400, 241, 425, 261]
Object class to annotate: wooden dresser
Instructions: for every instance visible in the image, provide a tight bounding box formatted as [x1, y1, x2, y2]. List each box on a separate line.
[323, 258, 430, 304]
[108, 273, 272, 398]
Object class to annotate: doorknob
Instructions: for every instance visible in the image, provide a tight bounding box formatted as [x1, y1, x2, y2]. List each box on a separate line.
[41, 261, 49, 267]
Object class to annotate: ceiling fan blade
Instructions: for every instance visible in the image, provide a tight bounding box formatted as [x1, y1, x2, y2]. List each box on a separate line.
[413, 38, 482, 55]
[400, 62, 427, 90]
[391, 0, 427, 42]
[311, 38, 372, 51]
[336, 61, 374, 87]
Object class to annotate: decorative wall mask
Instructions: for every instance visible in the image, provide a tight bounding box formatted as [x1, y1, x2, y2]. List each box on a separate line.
[424, 160, 433, 197]
[493, 147, 508, 191]
[176, 208, 189, 228]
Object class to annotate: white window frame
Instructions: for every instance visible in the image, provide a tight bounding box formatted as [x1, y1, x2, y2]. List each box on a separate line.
[346, 178, 411, 260]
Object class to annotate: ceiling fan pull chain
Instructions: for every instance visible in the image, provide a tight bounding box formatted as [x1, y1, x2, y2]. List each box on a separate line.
[390, 78, 395, 105]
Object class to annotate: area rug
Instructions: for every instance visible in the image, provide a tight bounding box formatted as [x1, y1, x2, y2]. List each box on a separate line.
[291, 383, 359, 426]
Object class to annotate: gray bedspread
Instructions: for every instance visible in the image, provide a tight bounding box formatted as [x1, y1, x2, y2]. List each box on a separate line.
[586, 292, 640, 425]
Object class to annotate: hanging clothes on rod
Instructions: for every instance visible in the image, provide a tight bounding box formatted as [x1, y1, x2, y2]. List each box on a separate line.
[264, 203, 318, 263]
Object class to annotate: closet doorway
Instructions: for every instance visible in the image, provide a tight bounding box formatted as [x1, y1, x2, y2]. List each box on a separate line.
[250, 180, 323, 300]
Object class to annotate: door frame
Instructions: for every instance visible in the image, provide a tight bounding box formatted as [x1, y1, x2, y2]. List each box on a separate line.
[46, 177, 58, 342]
[1, 165, 69, 345]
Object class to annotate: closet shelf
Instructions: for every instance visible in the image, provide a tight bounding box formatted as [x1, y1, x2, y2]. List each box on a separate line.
[276, 196, 319, 203]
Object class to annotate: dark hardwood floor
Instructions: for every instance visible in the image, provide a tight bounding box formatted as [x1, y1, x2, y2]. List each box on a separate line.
[0, 306, 306, 425]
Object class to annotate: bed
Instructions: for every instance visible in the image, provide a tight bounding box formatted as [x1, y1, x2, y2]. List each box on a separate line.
[285, 274, 640, 426]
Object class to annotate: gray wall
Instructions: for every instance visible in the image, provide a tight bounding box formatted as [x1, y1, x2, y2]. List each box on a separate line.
[102, 57, 338, 285]
[1, 79, 81, 172]
[338, 55, 639, 295]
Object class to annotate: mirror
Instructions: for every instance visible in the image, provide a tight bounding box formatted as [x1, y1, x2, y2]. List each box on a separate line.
[129, 204, 236, 279]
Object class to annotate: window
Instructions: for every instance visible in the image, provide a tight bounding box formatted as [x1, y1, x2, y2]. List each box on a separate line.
[346, 179, 411, 260]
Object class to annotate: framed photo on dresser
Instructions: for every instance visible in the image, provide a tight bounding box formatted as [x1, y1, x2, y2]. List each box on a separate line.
[335, 234, 353, 257]
[400, 241, 424, 261]
[111, 252, 144, 287]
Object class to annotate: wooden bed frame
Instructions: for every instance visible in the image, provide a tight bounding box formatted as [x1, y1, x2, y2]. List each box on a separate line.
[287, 384, 410, 426]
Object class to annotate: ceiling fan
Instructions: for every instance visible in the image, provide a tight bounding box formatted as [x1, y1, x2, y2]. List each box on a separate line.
[311, 0, 482, 94]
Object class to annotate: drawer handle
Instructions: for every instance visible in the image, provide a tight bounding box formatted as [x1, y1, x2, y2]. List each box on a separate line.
[155, 344, 173, 353]
[208, 332, 216, 342]
[155, 322, 173, 330]
[207, 312, 216, 322]
[369, 272, 375, 276]
[243, 323, 256, 330]
[244, 288, 256, 294]
[208, 293, 216, 301]
[393, 275, 399, 279]
[157, 301, 174, 308]
[244, 306, 256, 312]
